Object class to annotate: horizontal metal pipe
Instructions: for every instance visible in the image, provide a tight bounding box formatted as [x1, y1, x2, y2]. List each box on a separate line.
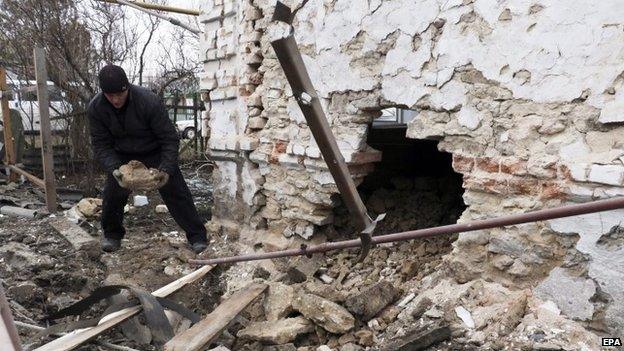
[189, 197, 624, 266]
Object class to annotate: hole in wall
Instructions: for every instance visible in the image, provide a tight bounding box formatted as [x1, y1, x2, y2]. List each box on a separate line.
[332, 108, 467, 275]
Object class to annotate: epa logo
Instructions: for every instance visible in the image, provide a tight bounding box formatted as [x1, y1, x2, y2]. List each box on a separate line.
[602, 337, 622, 346]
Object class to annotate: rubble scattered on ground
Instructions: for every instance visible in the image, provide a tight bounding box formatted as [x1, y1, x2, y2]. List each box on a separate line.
[0, 170, 610, 350]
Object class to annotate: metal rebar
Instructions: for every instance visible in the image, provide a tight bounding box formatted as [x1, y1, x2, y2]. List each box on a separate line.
[189, 196, 624, 266]
[98, 0, 200, 16]
[112, 0, 200, 35]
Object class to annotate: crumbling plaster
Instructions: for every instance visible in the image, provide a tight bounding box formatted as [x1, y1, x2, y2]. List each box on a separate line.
[199, 0, 624, 333]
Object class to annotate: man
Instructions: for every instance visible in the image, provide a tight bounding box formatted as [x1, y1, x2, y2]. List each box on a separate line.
[88, 64, 208, 254]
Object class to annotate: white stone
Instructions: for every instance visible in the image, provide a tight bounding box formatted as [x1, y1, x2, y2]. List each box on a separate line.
[535, 267, 596, 321]
[454, 306, 475, 329]
[549, 208, 624, 331]
[155, 205, 168, 213]
[133, 195, 148, 207]
[599, 89, 624, 123]
[457, 104, 481, 130]
[588, 164, 624, 186]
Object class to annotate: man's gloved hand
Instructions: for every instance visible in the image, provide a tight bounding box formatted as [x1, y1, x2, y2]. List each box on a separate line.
[112, 169, 126, 188]
[153, 169, 169, 189]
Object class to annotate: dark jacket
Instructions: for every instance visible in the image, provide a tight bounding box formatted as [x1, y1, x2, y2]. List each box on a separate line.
[87, 85, 179, 174]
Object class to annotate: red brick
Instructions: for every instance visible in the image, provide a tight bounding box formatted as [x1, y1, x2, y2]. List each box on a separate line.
[476, 157, 500, 173]
[452, 154, 474, 173]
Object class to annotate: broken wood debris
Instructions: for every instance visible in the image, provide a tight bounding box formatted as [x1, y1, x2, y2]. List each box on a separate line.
[164, 283, 267, 351]
[14, 321, 140, 351]
[33, 265, 214, 351]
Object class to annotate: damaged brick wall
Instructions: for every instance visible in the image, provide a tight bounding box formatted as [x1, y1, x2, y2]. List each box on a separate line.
[199, 0, 624, 333]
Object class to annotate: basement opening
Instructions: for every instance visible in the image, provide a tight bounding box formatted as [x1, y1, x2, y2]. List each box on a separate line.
[332, 108, 466, 277]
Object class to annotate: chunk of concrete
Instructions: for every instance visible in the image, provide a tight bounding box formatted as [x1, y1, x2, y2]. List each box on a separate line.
[345, 281, 400, 321]
[134, 195, 149, 207]
[534, 267, 596, 321]
[118, 160, 168, 191]
[75, 198, 102, 218]
[155, 204, 169, 213]
[237, 317, 314, 344]
[49, 217, 99, 258]
[0, 242, 53, 271]
[293, 293, 355, 334]
[379, 324, 451, 351]
[286, 255, 321, 283]
[264, 282, 295, 321]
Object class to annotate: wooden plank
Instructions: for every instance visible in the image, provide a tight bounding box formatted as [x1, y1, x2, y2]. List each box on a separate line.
[0, 283, 23, 351]
[164, 283, 268, 351]
[0, 67, 18, 182]
[34, 265, 214, 351]
[8, 165, 45, 188]
[48, 218, 99, 257]
[33, 47, 57, 213]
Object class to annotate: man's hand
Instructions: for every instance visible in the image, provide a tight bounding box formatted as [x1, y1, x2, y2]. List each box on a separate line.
[153, 169, 169, 189]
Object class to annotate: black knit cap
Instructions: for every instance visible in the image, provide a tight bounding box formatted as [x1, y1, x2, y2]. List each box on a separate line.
[98, 64, 129, 93]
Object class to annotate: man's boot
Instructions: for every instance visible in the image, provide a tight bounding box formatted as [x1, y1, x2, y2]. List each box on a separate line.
[102, 237, 121, 252]
[190, 241, 207, 254]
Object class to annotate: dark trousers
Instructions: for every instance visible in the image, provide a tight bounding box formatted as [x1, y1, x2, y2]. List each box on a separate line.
[101, 153, 207, 244]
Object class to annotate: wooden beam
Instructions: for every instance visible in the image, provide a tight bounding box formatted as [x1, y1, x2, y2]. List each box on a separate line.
[0, 283, 23, 351]
[7, 165, 45, 188]
[34, 265, 214, 351]
[0, 67, 18, 182]
[164, 283, 268, 351]
[33, 47, 57, 213]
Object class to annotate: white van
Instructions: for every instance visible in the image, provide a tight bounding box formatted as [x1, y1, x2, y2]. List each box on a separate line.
[3, 75, 69, 132]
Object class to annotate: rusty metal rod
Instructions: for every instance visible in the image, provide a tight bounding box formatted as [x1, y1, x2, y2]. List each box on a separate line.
[108, 0, 200, 35]
[190, 197, 624, 266]
[97, 0, 200, 16]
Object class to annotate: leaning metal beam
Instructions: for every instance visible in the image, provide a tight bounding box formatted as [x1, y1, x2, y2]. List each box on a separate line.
[269, 2, 379, 259]
[189, 196, 624, 265]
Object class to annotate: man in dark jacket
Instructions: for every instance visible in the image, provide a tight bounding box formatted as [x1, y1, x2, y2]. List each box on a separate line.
[88, 64, 207, 253]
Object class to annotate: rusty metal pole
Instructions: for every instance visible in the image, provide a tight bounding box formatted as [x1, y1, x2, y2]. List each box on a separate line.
[111, 0, 200, 36]
[97, 0, 200, 16]
[189, 196, 624, 266]
[270, 2, 381, 259]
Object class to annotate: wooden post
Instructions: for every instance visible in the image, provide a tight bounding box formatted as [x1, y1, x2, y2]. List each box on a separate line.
[0, 283, 23, 351]
[33, 47, 57, 213]
[0, 67, 18, 182]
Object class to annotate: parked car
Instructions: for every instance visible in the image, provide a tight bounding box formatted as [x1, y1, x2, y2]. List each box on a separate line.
[176, 118, 200, 139]
[5, 77, 70, 131]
